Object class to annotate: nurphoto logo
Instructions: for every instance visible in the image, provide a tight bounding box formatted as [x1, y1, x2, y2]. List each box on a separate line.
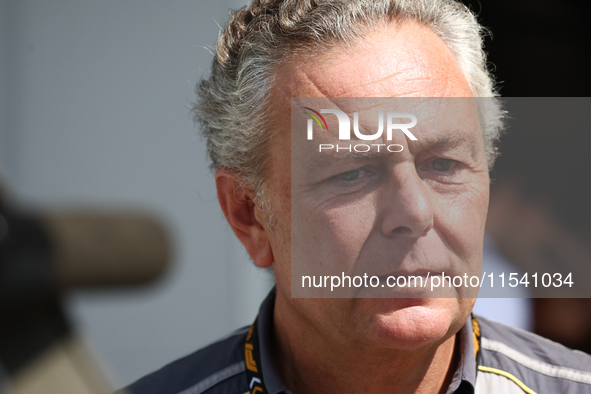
[303, 107, 418, 153]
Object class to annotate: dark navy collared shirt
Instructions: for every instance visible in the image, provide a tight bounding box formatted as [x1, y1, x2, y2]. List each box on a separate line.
[122, 289, 591, 394]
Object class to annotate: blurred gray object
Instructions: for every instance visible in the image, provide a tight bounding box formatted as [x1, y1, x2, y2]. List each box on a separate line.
[0, 181, 171, 393]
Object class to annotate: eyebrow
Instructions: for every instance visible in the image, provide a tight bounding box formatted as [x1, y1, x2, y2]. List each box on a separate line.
[295, 129, 481, 174]
[296, 149, 387, 175]
[418, 130, 481, 158]
[423, 133, 468, 150]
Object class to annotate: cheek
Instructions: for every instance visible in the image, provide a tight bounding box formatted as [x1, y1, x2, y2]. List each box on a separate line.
[265, 169, 294, 288]
[435, 181, 489, 261]
[292, 196, 377, 273]
[330, 203, 376, 266]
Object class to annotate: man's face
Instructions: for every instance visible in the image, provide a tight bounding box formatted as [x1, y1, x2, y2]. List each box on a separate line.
[264, 21, 489, 350]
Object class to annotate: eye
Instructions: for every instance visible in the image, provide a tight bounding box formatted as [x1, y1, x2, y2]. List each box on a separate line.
[337, 168, 363, 181]
[431, 158, 453, 172]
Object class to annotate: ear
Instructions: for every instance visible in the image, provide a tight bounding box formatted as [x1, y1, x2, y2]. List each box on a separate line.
[215, 168, 274, 268]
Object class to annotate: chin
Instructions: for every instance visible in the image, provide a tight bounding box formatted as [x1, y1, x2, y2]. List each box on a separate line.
[352, 297, 468, 351]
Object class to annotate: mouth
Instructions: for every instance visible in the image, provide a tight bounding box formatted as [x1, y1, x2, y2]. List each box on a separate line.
[381, 270, 440, 278]
[348, 269, 472, 299]
[376, 270, 442, 284]
[377, 271, 436, 289]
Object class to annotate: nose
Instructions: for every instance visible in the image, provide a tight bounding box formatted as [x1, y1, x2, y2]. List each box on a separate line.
[379, 165, 434, 238]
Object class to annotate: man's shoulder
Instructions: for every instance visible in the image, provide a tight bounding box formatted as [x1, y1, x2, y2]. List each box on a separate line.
[476, 315, 591, 393]
[120, 326, 249, 394]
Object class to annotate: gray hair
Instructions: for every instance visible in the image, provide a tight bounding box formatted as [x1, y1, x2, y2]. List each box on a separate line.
[193, 0, 503, 195]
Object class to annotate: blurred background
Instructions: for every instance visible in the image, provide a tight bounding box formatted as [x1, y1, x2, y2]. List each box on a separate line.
[0, 0, 590, 391]
[462, 0, 591, 353]
[0, 0, 272, 390]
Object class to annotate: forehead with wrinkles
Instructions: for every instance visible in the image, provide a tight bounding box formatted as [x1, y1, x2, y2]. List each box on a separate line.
[271, 20, 473, 102]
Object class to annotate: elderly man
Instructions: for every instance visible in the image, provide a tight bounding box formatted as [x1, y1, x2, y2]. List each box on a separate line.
[123, 0, 591, 393]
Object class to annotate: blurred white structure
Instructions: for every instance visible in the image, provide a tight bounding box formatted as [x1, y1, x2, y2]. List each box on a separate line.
[473, 236, 533, 331]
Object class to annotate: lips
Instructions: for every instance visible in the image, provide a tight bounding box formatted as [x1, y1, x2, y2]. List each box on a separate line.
[379, 270, 440, 279]
[376, 271, 441, 291]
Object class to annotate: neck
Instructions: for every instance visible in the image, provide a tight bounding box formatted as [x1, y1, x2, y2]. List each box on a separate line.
[271, 293, 459, 394]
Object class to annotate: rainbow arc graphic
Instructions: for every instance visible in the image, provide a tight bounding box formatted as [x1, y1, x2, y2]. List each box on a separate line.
[302, 107, 329, 131]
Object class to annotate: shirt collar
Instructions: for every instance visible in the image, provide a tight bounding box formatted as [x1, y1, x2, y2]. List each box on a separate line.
[446, 317, 477, 394]
[256, 288, 476, 394]
[257, 288, 291, 394]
